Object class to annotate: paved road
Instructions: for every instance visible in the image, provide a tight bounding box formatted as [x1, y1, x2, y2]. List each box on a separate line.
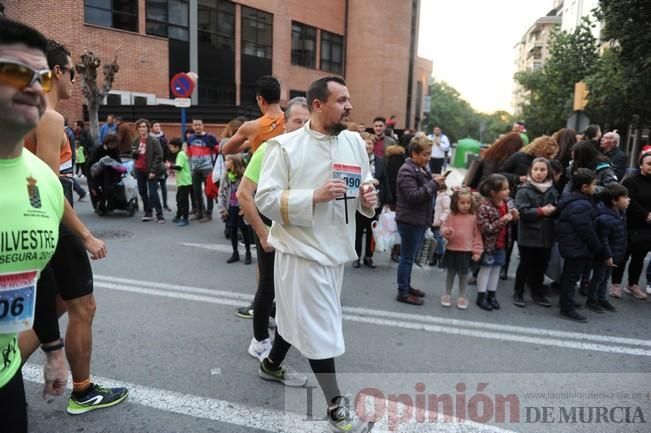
[24, 192, 651, 433]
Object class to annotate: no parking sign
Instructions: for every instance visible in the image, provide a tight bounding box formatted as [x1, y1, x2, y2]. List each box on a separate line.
[170, 73, 195, 98]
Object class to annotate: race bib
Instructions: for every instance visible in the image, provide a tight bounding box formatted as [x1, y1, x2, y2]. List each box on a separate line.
[0, 270, 37, 334]
[332, 163, 362, 197]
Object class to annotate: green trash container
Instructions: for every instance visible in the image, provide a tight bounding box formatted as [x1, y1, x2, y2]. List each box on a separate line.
[453, 138, 482, 168]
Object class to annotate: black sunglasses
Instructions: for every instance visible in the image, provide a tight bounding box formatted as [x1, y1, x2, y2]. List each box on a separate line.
[59, 65, 75, 82]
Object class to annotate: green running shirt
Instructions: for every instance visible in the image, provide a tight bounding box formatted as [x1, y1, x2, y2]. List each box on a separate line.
[0, 150, 63, 388]
[175, 150, 192, 187]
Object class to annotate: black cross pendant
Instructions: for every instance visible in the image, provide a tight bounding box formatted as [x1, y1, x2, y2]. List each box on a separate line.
[336, 192, 356, 224]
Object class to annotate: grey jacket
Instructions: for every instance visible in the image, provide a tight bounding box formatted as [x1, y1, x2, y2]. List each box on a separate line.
[131, 136, 164, 176]
[395, 158, 437, 226]
[515, 183, 559, 248]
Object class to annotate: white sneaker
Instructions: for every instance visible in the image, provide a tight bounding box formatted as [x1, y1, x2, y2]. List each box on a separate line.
[248, 337, 272, 361]
[646, 284, 651, 295]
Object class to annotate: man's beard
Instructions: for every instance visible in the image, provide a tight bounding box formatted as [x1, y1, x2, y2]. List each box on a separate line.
[325, 120, 348, 136]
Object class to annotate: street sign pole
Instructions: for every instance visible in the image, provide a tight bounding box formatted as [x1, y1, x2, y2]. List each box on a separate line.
[181, 108, 187, 144]
[170, 73, 195, 145]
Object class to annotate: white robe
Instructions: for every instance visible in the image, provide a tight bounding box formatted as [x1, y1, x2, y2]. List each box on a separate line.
[255, 121, 374, 358]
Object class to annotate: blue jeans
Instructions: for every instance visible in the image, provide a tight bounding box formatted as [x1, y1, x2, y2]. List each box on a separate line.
[588, 259, 611, 302]
[135, 169, 162, 217]
[397, 222, 427, 295]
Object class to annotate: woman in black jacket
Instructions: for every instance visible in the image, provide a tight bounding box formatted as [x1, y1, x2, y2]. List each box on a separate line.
[610, 151, 651, 299]
[131, 118, 165, 223]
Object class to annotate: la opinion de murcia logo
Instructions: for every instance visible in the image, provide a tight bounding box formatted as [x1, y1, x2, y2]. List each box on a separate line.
[26, 176, 42, 209]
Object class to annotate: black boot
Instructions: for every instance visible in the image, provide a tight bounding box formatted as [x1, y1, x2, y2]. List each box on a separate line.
[244, 251, 252, 265]
[499, 265, 509, 280]
[227, 252, 240, 263]
[487, 291, 500, 310]
[476, 293, 492, 311]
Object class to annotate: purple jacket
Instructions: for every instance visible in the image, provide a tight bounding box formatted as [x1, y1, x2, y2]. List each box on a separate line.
[395, 158, 438, 226]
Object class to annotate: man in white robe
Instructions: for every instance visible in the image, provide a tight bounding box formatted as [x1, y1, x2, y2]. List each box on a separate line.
[256, 76, 376, 433]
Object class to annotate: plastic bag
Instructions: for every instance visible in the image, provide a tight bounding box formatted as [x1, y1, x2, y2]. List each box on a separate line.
[372, 208, 399, 252]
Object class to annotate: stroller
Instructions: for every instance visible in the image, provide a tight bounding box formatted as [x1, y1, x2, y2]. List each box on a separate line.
[89, 156, 138, 216]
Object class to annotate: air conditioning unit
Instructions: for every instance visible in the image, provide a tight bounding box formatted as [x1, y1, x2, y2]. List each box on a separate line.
[103, 90, 131, 105]
[130, 92, 157, 105]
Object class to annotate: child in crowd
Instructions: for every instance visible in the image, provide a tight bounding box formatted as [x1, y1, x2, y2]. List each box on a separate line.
[512, 158, 558, 308]
[440, 188, 483, 309]
[476, 174, 519, 311]
[218, 154, 252, 264]
[556, 168, 601, 323]
[168, 138, 192, 227]
[588, 183, 629, 312]
[430, 181, 451, 266]
[75, 141, 86, 177]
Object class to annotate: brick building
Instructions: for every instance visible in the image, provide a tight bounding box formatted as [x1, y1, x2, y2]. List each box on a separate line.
[5, 0, 432, 132]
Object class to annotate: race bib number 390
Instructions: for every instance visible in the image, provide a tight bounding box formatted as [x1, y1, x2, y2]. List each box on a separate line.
[0, 270, 37, 333]
[332, 163, 362, 197]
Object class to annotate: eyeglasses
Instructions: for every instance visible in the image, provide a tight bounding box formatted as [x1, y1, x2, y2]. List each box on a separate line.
[60, 66, 75, 82]
[0, 59, 52, 92]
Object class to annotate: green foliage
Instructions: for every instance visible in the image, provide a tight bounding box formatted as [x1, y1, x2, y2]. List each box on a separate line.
[515, 19, 598, 137]
[423, 81, 479, 143]
[596, 0, 651, 123]
[423, 81, 514, 144]
[585, 48, 631, 130]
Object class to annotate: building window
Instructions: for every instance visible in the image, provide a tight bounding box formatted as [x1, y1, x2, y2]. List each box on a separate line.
[198, 0, 236, 104]
[291, 22, 316, 68]
[146, 0, 189, 41]
[241, 6, 272, 59]
[241, 6, 273, 106]
[320, 31, 343, 75]
[84, 0, 138, 32]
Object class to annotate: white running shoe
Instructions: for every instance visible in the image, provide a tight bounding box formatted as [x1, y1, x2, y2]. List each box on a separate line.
[646, 284, 651, 295]
[248, 337, 272, 361]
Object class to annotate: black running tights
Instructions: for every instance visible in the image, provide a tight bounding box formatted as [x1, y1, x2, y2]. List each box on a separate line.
[268, 332, 341, 405]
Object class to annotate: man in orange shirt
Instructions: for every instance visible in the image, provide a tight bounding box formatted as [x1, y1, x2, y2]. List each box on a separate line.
[221, 75, 285, 155]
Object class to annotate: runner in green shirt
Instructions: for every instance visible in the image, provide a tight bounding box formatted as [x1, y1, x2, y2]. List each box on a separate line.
[0, 17, 67, 433]
[236, 97, 310, 365]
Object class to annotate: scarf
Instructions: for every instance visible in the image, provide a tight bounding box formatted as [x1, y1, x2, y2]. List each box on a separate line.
[527, 177, 553, 193]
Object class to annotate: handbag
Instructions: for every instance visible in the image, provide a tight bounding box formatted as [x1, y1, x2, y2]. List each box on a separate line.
[463, 158, 484, 189]
[372, 207, 399, 252]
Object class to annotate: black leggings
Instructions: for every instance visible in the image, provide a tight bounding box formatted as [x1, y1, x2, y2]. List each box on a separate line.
[268, 333, 341, 405]
[0, 367, 27, 433]
[253, 235, 275, 341]
[355, 211, 375, 259]
[514, 246, 551, 297]
[228, 206, 251, 254]
[612, 245, 650, 286]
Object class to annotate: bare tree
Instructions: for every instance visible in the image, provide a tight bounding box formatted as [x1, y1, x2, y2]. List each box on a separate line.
[75, 50, 119, 143]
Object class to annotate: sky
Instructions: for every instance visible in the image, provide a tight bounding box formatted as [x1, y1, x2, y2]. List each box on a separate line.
[418, 0, 553, 114]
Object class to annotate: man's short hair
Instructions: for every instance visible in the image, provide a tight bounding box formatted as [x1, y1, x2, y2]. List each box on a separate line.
[255, 75, 281, 104]
[0, 17, 47, 55]
[285, 96, 308, 118]
[603, 131, 620, 145]
[571, 168, 596, 192]
[306, 76, 347, 112]
[601, 183, 628, 206]
[46, 39, 71, 70]
[373, 117, 386, 124]
[192, 118, 203, 123]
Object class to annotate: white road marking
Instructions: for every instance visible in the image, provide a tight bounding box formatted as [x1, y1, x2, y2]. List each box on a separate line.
[22, 364, 514, 433]
[180, 242, 255, 254]
[94, 275, 651, 357]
